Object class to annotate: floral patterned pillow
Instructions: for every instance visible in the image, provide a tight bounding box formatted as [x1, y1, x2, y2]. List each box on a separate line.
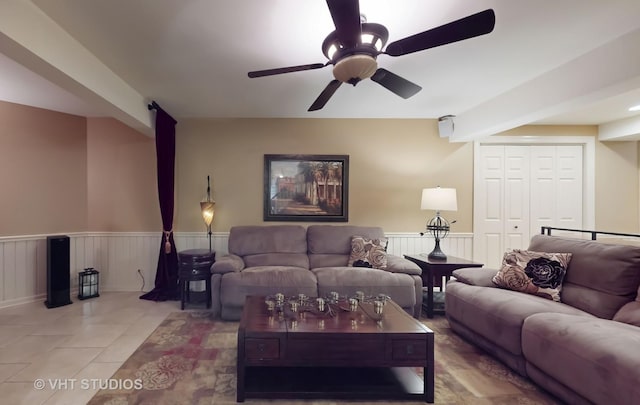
[347, 236, 388, 270]
[492, 249, 572, 302]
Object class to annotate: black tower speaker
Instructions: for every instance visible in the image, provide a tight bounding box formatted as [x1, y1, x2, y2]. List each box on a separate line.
[45, 235, 72, 308]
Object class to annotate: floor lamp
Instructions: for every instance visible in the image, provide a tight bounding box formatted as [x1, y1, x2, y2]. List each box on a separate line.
[421, 187, 457, 260]
[200, 176, 215, 251]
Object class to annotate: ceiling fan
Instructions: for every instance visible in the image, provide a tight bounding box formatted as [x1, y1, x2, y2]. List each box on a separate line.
[248, 1, 495, 112]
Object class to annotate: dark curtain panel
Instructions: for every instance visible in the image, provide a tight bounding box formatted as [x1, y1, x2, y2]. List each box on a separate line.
[140, 104, 179, 301]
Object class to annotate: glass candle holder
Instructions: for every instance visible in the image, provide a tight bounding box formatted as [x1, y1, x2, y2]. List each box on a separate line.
[376, 293, 390, 304]
[349, 298, 358, 312]
[374, 300, 384, 315]
[265, 299, 275, 311]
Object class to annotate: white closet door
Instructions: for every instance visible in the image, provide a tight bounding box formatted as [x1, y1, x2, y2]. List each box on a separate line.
[473, 145, 505, 268]
[530, 145, 583, 236]
[529, 146, 556, 232]
[504, 146, 530, 252]
[474, 144, 584, 267]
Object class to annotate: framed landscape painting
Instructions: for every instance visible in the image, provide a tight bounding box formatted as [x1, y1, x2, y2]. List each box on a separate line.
[264, 154, 349, 222]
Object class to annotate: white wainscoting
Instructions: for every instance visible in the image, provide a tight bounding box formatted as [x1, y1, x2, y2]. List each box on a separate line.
[0, 231, 472, 308]
[385, 232, 473, 259]
[0, 233, 162, 308]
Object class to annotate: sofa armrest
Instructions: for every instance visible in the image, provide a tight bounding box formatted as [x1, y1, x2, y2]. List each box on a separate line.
[452, 267, 498, 287]
[211, 254, 245, 274]
[384, 255, 422, 276]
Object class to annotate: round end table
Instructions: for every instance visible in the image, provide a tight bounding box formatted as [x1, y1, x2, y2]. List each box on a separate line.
[178, 249, 216, 310]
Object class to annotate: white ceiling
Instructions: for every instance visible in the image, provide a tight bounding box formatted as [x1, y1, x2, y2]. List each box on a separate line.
[2, 0, 640, 139]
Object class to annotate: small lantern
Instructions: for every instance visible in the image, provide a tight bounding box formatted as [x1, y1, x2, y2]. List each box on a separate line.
[78, 268, 99, 300]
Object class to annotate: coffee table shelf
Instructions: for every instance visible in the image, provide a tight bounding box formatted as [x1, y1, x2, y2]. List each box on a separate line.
[237, 296, 434, 403]
[243, 366, 425, 400]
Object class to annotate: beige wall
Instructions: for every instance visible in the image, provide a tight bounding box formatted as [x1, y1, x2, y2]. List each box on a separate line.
[0, 101, 87, 236]
[1, 102, 637, 237]
[176, 118, 473, 233]
[87, 118, 160, 232]
[0, 102, 160, 236]
[596, 139, 638, 232]
[176, 119, 640, 234]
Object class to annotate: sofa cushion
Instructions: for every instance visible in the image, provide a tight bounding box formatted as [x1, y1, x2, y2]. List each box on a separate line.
[312, 267, 416, 309]
[228, 225, 307, 256]
[445, 279, 593, 356]
[522, 313, 640, 405]
[307, 225, 385, 269]
[613, 301, 640, 327]
[211, 254, 245, 274]
[385, 255, 422, 276]
[243, 253, 309, 269]
[528, 235, 640, 318]
[305, 253, 348, 268]
[492, 249, 571, 302]
[347, 236, 388, 269]
[452, 267, 499, 287]
[220, 266, 317, 308]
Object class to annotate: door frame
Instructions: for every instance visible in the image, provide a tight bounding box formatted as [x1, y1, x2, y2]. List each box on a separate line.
[473, 136, 595, 260]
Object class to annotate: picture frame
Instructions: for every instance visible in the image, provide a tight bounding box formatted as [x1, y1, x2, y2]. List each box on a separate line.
[264, 154, 349, 222]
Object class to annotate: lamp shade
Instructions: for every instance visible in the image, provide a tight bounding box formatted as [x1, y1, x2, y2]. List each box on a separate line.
[200, 201, 215, 226]
[421, 187, 457, 211]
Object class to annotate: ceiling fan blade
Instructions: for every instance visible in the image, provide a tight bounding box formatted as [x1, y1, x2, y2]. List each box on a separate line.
[248, 63, 326, 78]
[385, 9, 495, 57]
[326, 0, 361, 48]
[308, 80, 342, 111]
[371, 68, 422, 99]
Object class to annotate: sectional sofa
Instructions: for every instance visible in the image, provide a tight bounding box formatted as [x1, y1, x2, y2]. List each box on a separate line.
[210, 225, 423, 320]
[445, 234, 640, 404]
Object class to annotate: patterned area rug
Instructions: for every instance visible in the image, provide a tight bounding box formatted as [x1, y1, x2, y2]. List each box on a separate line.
[88, 311, 560, 404]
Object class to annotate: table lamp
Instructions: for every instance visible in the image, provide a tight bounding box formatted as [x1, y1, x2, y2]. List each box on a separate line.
[421, 187, 457, 260]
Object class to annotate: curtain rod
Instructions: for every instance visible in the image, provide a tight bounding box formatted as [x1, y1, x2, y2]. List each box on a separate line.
[147, 100, 177, 124]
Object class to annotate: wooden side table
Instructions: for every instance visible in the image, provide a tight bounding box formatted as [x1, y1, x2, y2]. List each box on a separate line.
[178, 249, 216, 310]
[404, 254, 483, 318]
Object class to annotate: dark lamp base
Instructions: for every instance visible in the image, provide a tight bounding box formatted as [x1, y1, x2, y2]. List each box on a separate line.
[427, 250, 447, 261]
[428, 238, 447, 260]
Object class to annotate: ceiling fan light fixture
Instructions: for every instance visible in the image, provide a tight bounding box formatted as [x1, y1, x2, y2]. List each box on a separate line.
[327, 44, 338, 59]
[322, 23, 388, 61]
[361, 23, 388, 51]
[332, 54, 377, 84]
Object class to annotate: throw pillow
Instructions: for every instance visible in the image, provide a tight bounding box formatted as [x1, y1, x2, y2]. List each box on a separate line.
[492, 249, 572, 301]
[348, 236, 388, 270]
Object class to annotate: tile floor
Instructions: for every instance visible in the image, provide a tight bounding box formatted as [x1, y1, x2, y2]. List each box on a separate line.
[0, 292, 178, 405]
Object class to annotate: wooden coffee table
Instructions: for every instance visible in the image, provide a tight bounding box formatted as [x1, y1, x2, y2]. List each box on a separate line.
[236, 295, 434, 403]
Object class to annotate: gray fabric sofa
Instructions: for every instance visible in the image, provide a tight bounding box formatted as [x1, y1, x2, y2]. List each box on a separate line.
[210, 225, 422, 320]
[445, 234, 640, 405]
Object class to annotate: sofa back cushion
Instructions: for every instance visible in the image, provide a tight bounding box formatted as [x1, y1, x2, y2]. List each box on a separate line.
[307, 225, 385, 268]
[528, 234, 640, 319]
[228, 225, 309, 269]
